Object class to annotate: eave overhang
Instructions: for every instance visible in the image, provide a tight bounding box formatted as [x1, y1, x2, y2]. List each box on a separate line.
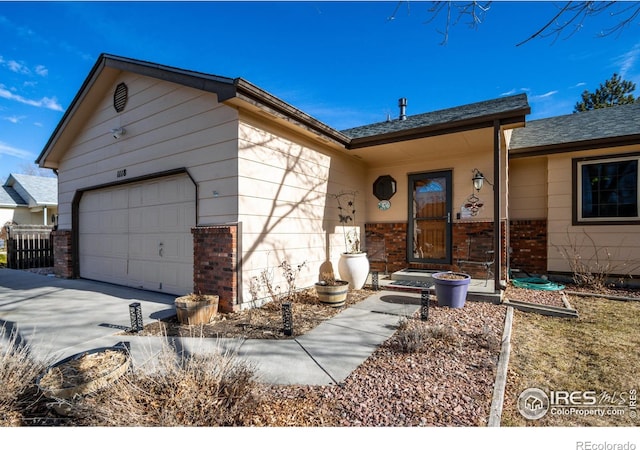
[36, 54, 351, 168]
[509, 133, 640, 159]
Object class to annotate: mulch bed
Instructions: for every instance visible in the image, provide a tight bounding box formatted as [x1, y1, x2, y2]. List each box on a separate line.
[125, 288, 374, 339]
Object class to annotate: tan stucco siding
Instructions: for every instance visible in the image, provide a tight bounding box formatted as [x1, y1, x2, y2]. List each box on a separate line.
[546, 146, 640, 276]
[363, 128, 505, 224]
[0, 206, 55, 226]
[508, 157, 547, 219]
[237, 117, 365, 303]
[55, 73, 240, 229]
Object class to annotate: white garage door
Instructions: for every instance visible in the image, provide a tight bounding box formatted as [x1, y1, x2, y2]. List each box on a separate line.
[79, 174, 196, 295]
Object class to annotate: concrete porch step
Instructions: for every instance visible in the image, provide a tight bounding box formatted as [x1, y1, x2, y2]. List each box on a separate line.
[367, 269, 503, 304]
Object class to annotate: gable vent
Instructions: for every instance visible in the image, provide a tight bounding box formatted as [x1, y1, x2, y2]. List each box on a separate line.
[113, 83, 128, 113]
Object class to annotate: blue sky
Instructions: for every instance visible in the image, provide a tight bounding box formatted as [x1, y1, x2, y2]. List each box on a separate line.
[1, 1, 639, 182]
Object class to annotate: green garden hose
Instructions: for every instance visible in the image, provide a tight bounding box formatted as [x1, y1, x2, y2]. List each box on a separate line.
[511, 277, 565, 291]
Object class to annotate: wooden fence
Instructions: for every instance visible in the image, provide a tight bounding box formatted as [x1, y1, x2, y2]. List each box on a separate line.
[5, 225, 54, 269]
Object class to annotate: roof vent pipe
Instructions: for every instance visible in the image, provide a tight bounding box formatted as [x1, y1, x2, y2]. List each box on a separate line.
[398, 98, 407, 121]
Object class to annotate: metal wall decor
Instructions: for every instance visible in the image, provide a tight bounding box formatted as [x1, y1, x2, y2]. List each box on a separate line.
[373, 175, 397, 201]
[114, 82, 128, 113]
[464, 192, 484, 216]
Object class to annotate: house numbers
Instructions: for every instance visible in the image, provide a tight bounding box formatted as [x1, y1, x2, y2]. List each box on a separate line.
[117, 169, 127, 178]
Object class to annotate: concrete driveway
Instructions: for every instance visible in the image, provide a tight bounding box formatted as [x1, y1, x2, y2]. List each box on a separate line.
[0, 268, 421, 385]
[0, 269, 177, 361]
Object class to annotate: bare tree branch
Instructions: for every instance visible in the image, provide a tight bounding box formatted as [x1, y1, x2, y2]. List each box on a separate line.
[391, 1, 640, 46]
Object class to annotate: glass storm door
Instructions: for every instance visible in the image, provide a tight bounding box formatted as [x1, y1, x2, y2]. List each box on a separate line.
[408, 171, 452, 264]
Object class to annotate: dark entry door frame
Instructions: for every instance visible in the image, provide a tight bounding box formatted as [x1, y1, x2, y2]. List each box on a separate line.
[407, 170, 453, 265]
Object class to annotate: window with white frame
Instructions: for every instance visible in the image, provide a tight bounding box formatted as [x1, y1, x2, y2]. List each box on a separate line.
[576, 154, 639, 223]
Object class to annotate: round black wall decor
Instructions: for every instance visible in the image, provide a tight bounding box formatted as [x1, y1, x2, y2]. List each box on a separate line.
[373, 175, 397, 201]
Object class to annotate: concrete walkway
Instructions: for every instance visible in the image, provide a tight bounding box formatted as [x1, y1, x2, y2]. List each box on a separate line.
[0, 269, 421, 385]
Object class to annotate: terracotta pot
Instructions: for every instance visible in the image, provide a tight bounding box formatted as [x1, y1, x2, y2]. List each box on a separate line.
[338, 252, 370, 290]
[175, 294, 219, 325]
[315, 280, 349, 308]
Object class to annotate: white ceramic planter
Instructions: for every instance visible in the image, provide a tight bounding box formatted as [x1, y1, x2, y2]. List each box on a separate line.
[338, 252, 370, 290]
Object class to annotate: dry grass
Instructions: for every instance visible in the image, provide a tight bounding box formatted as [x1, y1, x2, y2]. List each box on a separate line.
[0, 325, 51, 426]
[67, 339, 259, 426]
[502, 295, 640, 426]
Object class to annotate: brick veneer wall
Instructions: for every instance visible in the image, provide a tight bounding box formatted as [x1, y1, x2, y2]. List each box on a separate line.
[509, 219, 547, 276]
[192, 225, 239, 313]
[365, 221, 509, 279]
[52, 230, 73, 278]
[365, 223, 409, 274]
[452, 221, 508, 279]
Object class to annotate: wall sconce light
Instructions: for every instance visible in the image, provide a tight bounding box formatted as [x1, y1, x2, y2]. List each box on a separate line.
[472, 168, 492, 191]
[110, 127, 126, 139]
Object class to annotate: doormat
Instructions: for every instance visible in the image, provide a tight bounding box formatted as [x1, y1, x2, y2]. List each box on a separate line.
[389, 280, 433, 288]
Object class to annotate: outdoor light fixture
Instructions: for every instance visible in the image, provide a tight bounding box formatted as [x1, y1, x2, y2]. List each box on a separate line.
[110, 127, 126, 139]
[472, 169, 485, 191]
[472, 168, 492, 191]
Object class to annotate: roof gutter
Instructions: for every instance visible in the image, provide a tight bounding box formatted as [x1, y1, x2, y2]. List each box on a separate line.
[510, 133, 640, 159]
[232, 78, 351, 147]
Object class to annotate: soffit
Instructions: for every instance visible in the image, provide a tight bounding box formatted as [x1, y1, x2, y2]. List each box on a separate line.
[350, 127, 494, 168]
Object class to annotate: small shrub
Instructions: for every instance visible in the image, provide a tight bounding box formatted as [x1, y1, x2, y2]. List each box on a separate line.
[554, 229, 640, 291]
[0, 325, 50, 426]
[255, 259, 307, 312]
[425, 323, 459, 342]
[391, 319, 458, 354]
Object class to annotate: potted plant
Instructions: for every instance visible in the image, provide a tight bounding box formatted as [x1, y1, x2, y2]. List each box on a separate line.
[315, 270, 349, 308]
[333, 190, 370, 290]
[174, 293, 219, 325]
[431, 272, 471, 308]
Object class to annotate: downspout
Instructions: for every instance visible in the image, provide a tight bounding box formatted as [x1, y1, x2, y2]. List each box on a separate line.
[493, 119, 502, 292]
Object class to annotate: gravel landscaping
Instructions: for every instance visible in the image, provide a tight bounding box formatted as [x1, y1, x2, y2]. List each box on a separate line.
[5, 267, 639, 427]
[250, 299, 506, 426]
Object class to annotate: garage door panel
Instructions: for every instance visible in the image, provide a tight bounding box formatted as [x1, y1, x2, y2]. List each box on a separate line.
[80, 255, 129, 285]
[79, 174, 195, 296]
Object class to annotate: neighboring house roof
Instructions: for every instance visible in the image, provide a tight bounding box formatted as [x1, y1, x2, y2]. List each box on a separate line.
[37, 54, 531, 168]
[510, 102, 640, 157]
[342, 94, 531, 148]
[0, 185, 27, 207]
[2, 174, 58, 208]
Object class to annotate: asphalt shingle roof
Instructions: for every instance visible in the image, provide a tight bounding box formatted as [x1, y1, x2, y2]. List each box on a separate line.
[0, 186, 27, 207]
[510, 102, 640, 150]
[341, 94, 530, 140]
[3, 174, 57, 206]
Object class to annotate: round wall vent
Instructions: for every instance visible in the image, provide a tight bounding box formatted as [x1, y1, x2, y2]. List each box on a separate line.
[113, 83, 128, 113]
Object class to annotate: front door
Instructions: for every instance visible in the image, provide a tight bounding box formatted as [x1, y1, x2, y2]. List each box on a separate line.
[408, 171, 452, 264]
